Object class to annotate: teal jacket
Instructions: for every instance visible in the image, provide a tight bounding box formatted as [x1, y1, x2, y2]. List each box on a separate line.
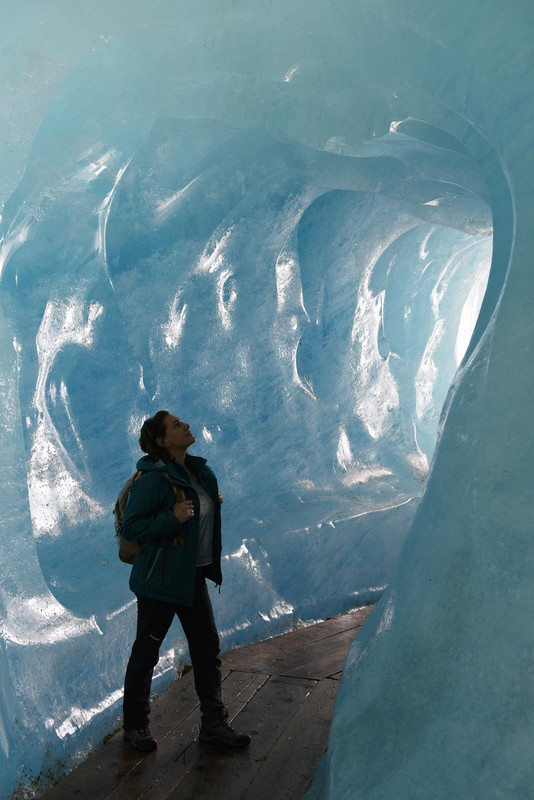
[121, 454, 223, 606]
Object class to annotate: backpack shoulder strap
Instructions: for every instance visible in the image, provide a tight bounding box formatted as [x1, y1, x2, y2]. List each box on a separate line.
[160, 470, 186, 503]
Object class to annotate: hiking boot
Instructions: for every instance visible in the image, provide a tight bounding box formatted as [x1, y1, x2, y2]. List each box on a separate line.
[199, 718, 251, 748]
[123, 726, 158, 752]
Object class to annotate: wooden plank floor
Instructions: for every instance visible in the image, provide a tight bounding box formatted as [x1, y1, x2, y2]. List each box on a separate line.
[42, 606, 373, 800]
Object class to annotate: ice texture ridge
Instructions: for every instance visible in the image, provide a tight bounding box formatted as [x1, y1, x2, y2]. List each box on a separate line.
[0, 0, 531, 796]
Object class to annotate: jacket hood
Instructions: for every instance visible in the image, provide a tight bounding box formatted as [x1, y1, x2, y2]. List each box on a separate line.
[135, 454, 208, 473]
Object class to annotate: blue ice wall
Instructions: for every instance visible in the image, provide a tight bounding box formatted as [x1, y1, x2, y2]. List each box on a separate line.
[305, 3, 534, 799]
[0, 0, 529, 796]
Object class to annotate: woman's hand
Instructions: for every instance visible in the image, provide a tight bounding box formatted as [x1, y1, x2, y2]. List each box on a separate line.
[173, 499, 195, 523]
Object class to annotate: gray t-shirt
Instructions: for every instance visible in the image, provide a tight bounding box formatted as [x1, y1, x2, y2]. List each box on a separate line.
[190, 473, 214, 567]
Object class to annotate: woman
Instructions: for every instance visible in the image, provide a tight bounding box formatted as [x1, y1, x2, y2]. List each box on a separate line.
[121, 410, 250, 751]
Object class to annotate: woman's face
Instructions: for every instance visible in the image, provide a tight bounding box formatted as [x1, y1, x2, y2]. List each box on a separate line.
[160, 413, 196, 450]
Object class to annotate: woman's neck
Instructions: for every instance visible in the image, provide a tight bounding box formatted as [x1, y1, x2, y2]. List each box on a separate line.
[164, 447, 188, 465]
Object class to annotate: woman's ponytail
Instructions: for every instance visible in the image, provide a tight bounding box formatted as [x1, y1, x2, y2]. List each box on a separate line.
[139, 410, 169, 460]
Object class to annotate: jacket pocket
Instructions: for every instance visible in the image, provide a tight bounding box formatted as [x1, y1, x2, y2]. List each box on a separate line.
[145, 547, 162, 583]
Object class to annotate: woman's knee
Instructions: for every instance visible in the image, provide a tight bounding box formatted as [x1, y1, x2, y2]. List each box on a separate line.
[189, 634, 220, 662]
[129, 633, 164, 669]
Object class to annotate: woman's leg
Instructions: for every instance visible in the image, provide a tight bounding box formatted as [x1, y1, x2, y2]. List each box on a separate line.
[177, 569, 250, 747]
[123, 595, 176, 731]
[176, 568, 225, 726]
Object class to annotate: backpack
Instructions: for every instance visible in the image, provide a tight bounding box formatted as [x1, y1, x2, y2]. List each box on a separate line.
[113, 470, 185, 563]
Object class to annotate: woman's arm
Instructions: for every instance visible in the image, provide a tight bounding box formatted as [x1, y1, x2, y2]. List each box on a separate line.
[121, 472, 182, 544]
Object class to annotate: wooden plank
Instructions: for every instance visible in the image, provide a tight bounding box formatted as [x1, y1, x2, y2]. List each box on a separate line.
[224, 626, 358, 680]
[41, 669, 208, 800]
[42, 609, 373, 800]
[222, 610, 366, 665]
[272, 627, 359, 680]
[159, 676, 317, 800]
[221, 608, 372, 672]
[243, 678, 339, 800]
[106, 671, 269, 800]
[40, 738, 144, 800]
[42, 668, 234, 800]
[105, 710, 199, 800]
[221, 608, 371, 666]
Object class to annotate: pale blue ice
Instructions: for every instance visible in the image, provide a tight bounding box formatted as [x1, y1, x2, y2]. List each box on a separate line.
[0, 1, 531, 797]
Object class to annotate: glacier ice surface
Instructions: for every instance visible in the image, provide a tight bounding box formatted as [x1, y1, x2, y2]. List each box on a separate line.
[0, 0, 530, 796]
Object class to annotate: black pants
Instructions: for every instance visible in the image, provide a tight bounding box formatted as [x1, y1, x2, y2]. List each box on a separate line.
[123, 566, 224, 730]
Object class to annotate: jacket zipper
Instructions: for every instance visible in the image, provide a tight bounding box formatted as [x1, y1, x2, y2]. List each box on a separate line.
[146, 548, 162, 582]
[150, 467, 222, 590]
[159, 541, 166, 586]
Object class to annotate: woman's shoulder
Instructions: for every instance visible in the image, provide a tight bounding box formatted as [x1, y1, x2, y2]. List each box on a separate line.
[134, 456, 167, 479]
[198, 462, 218, 487]
[132, 467, 166, 492]
[135, 469, 159, 482]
